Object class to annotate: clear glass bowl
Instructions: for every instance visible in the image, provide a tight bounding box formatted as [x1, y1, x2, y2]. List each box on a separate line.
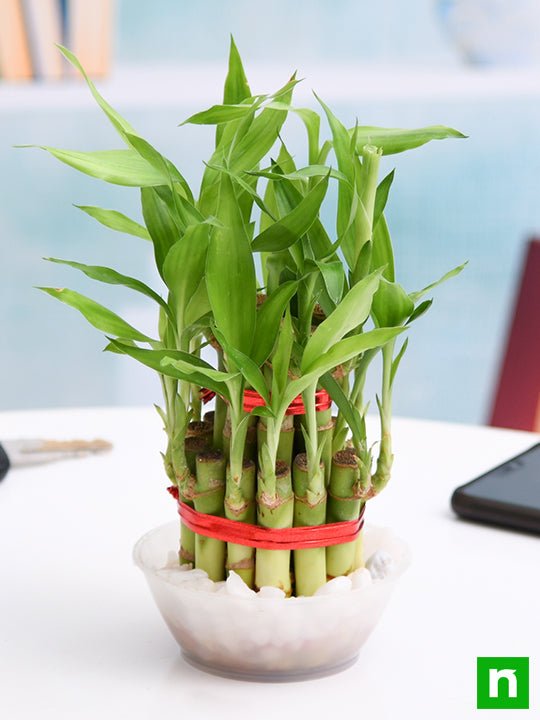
[133, 522, 410, 681]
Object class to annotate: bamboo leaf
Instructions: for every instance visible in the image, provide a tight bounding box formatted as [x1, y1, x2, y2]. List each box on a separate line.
[213, 328, 269, 403]
[44, 258, 170, 316]
[253, 281, 298, 366]
[125, 132, 193, 203]
[57, 45, 137, 142]
[351, 125, 467, 155]
[283, 327, 405, 409]
[109, 341, 233, 401]
[373, 170, 394, 229]
[302, 269, 382, 370]
[184, 279, 211, 328]
[390, 338, 409, 386]
[38, 287, 153, 341]
[407, 299, 433, 324]
[162, 223, 210, 326]
[181, 103, 258, 126]
[22, 147, 169, 186]
[141, 187, 181, 278]
[206, 173, 257, 355]
[408, 262, 467, 303]
[371, 214, 395, 282]
[372, 278, 414, 328]
[223, 35, 251, 105]
[271, 307, 294, 400]
[252, 174, 329, 252]
[319, 372, 364, 443]
[75, 205, 150, 240]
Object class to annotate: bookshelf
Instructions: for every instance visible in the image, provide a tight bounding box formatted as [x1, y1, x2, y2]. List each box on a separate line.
[1, 64, 540, 112]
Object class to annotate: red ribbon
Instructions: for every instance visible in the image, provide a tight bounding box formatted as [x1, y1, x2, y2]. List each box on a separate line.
[167, 486, 364, 550]
[200, 387, 332, 416]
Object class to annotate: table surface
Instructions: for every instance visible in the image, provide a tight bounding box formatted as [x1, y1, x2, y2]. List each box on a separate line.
[1, 407, 538, 720]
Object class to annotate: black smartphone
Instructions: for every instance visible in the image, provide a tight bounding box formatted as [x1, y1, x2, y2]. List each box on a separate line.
[451, 442, 540, 534]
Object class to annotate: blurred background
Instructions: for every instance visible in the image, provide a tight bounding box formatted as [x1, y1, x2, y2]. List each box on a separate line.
[2, 0, 540, 426]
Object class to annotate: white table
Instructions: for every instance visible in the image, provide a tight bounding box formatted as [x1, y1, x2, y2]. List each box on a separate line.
[1, 407, 538, 719]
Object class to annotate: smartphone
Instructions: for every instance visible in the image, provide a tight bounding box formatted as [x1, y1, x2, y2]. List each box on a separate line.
[451, 442, 540, 534]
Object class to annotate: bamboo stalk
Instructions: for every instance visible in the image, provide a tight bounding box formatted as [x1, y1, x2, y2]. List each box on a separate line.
[255, 460, 294, 594]
[326, 449, 362, 577]
[292, 453, 327, 596]
[225, 459, 256, 586]
[257, 415, 295, 466]
[186, 420, 213, 445]
[194, 450, 226, 581]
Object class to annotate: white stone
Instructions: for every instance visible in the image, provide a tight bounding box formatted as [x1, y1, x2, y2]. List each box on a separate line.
[225, 570, 257, 597]
[366, 550, 395, 580]
[314, 575, 353, 596]
[350, 567, 373, 589]
[257, 586, 286, 600]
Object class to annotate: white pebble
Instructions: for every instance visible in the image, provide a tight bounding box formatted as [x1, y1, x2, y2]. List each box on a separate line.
[257, 586, 286, 600]
[314, 575, 352, 596]
[156, 566, 208, 587]
[226, 570, 257, 597]
[349, 567, 373, 589]
[366, 550, 395, 580]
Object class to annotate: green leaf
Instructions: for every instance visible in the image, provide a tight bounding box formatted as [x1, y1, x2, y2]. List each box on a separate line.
[371, 214, 395, 282]
[223, 36, 251, 105]
[373, 170, 394, 229]
[248, 165, 348, 184]
[38, 287, 153, 341]
[390, 338, 409, 386]
[207, 173, 257, 355]
[319, 372, 364, 443]
[271, 307, 294, 400]
[408, 262, 468, 303]
[313, 259, 346, 305]
[141, 187, 181, 278]
[407, 299, 433, 324]
[162, 223, 210, 327]
[44, 257, 170, 316]
[372, 278, 414, 328]
[109, 341, 233, 401]
[351, 125, 467, 155]
[302, 270, 382, 370]
[57, 45, 137, 142]
[213, 328, 269, 404]
[253, 280, 298, 366]
[125, 132, 193, 203]
[283, 327, 405, 410]
[252, 174, 329, 252]
[229, 75, 298, 172]
[75, 205, 150, 240]
[184, 279, 211, 328]
[206, 163, 276, 220]
[23, 147, 169, 186]
[181, 103, 258, 126]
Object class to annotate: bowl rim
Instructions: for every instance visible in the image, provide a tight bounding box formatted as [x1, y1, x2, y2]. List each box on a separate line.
[133, 521, 411, 604]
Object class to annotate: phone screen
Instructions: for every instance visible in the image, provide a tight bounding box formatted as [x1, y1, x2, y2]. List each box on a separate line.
[462, 443, 540, 509]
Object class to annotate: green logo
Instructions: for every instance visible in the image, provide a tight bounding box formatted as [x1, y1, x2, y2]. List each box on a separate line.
[477, 657, 529, 709]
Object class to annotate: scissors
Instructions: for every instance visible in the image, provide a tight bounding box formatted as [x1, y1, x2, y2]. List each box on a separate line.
[0, 438, 112, 480]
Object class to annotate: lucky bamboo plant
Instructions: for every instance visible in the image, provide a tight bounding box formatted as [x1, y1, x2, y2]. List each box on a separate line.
[30, 40, 465, 596]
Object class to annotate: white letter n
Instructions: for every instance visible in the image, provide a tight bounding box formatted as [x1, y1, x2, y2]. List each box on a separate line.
[489, 668, 518, 698]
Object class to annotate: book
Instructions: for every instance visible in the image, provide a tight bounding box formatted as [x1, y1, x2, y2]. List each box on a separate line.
[22, 0, 63, 80]
[0, 0, 33, 81]
[67, 0, 112, 78]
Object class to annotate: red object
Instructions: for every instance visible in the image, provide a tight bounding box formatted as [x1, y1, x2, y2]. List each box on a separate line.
[201, 387, 332, 416]
[167, 488, 364, 550]
[489, 239, 540, 431]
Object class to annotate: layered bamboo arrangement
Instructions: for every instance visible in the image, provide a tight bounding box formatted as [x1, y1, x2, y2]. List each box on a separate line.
[31, 41, 465, 596]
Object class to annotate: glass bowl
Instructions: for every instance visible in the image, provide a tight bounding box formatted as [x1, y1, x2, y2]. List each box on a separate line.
[133, 522, 410, 681]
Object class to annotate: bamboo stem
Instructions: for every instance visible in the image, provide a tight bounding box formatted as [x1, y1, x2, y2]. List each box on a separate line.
[255, 461, 294, 594]
[225, 459, 256, 587]
[292, 453, 327, 596]
[326, 450, 362, 577]
[194, 450, 226, 581]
